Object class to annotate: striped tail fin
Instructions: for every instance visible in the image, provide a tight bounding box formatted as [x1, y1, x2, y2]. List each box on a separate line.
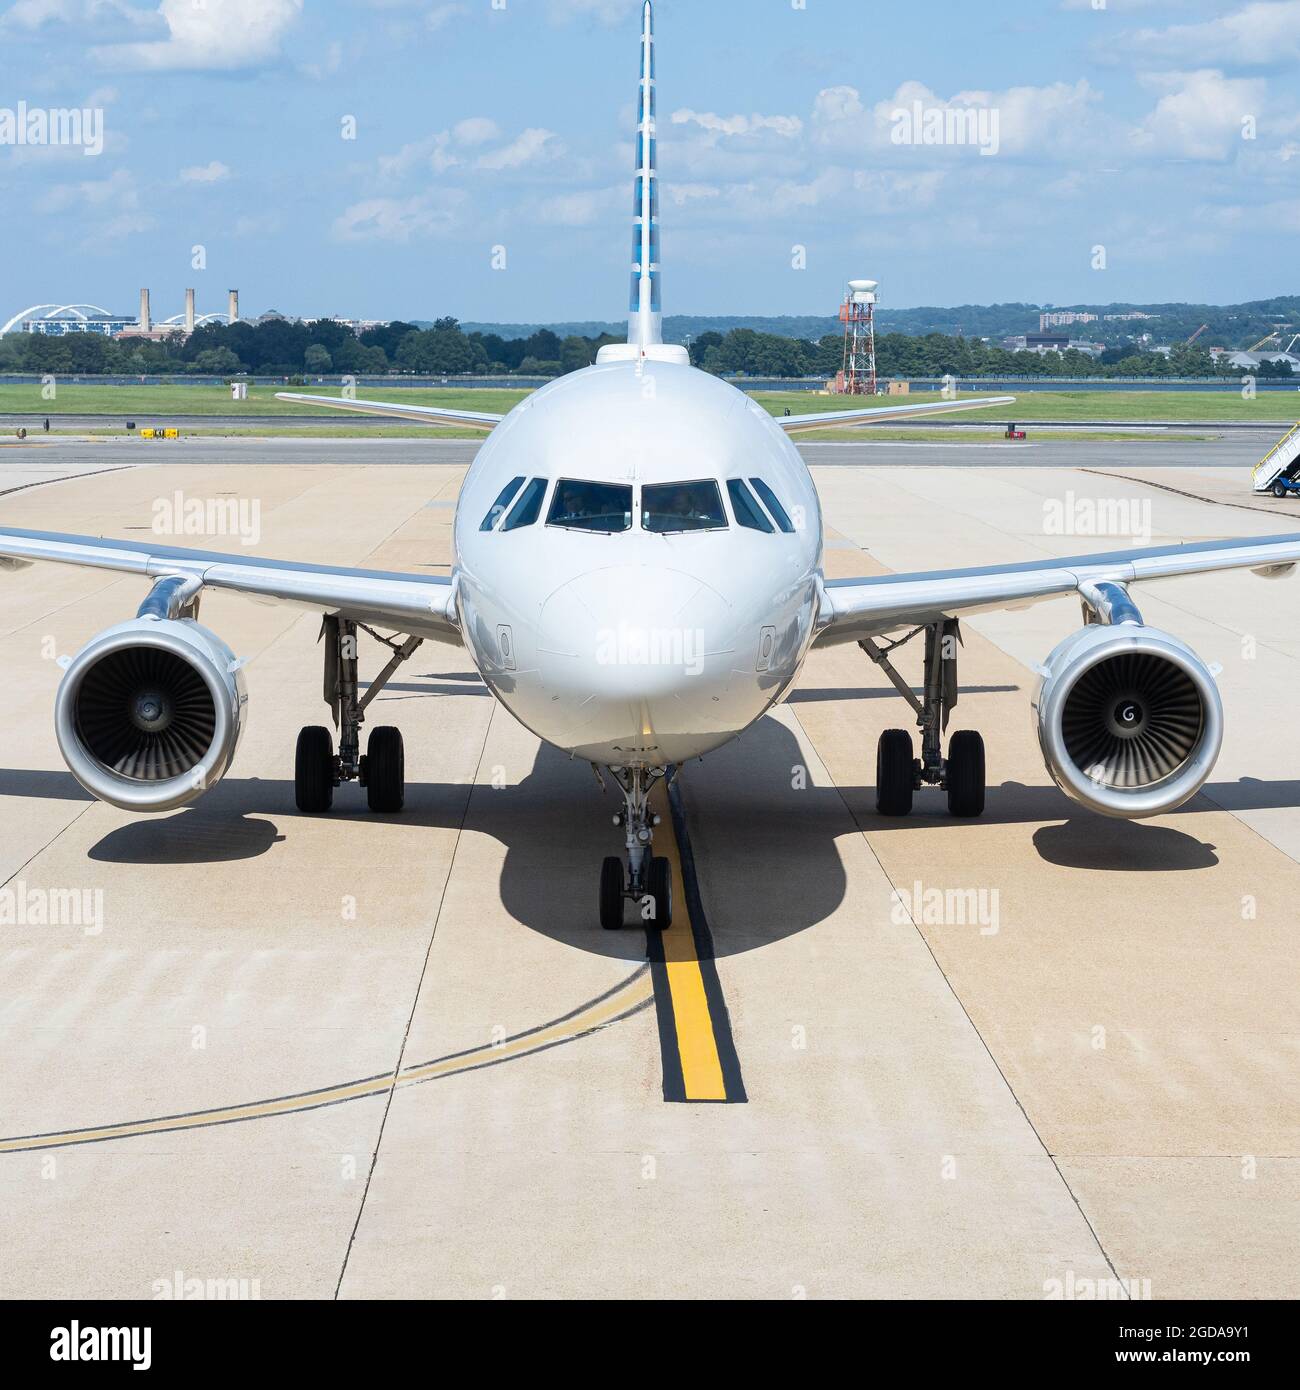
[628, 1, 661, 349]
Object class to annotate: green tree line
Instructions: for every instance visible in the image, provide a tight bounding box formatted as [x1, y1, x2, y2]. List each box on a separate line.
[0, 317, 1286, 380]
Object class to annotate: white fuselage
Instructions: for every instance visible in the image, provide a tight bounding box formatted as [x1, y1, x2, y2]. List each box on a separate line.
[453, 360, 823, 766]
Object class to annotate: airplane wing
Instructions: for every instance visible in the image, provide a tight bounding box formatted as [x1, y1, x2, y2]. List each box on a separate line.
[0, 528, 462, 643]
[275, 391, 503, 431]
[816, 533, 1300, 646]
[777, 395, 1015, 433]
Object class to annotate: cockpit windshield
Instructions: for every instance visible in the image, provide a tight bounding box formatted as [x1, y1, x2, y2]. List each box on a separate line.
[642, 480, 727, 534]
[480, 476, 525, 531]
[749, 477, 796, 533]
[727, 478, 774, 533]
[501, 477, 547, 531]
[547, 479, 633, 533]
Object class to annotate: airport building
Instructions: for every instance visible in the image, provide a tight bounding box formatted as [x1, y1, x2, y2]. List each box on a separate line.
[1, 288, 239, 339]
[0, 305, 136, 337]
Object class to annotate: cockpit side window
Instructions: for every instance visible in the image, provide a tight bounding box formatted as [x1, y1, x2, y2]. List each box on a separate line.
[546, 479, 633, 534]
[749, 477, 796, 533]
[501, 477, 548, 531]
[642, 479, 727, 534]
[726, 479, 774, 533]
[480, 476, 526, 531]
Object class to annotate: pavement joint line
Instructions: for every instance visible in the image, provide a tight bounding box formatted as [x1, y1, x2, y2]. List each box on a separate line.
[331, 665, 498, 1298]
[785, 673, 1128, 1293]
[0, 968, 654, 1157]
[0, 465, 135, 498]
[1080, 466, 1289, 519]
[644, 773, 747, 1104]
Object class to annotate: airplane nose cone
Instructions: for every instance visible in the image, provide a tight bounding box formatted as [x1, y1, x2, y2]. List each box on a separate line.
[538, 565, 735, 760]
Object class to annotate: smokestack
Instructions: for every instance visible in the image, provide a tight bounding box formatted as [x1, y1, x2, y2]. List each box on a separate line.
[228, 289, 238, 325]
[184, 288, 195, 335]
[139, 288, 151, 333]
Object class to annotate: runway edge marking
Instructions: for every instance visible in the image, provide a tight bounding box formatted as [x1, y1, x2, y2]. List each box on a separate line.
[645, 772, 747, 1105]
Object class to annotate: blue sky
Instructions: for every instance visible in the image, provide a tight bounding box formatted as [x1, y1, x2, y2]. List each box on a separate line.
[1, 0, 1297, 325]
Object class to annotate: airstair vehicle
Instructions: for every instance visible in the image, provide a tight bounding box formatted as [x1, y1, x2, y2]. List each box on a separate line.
[1253, 421, 1300, 496]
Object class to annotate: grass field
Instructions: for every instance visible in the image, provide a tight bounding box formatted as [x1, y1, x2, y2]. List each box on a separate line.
[754, 388, 1300, 425]
[8, 424, 1209, 445]
[0, 383, 531, 417]
[0, 382, 1296, 428]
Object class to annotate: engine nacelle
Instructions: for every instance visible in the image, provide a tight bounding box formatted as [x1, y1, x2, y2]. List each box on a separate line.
[1033, 623, 1222, 818]
[55, 618, 247, 812]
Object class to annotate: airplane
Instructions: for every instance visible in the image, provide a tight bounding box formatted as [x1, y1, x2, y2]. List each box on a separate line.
[4, 1, 1300, 933]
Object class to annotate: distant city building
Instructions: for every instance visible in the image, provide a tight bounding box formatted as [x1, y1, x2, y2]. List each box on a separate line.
[1228, 350, 1300, 372]
[1102, 311, 1155, 322]
[1039, 311, 1097, 331]
[1025, 332, 1071, 353]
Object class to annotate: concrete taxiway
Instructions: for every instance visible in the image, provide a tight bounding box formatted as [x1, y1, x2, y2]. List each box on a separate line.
[1, 437, 1298, 1299]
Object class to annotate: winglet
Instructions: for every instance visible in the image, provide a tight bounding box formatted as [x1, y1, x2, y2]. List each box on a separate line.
[628, 0, 661, 350]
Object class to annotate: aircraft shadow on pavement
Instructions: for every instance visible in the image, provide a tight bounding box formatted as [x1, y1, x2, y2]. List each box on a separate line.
[3, 713, 1290, 933]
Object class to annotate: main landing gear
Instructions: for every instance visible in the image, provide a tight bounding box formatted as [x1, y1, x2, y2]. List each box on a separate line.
[861, 618, 986, 818]
[294, 616, 422, 814]
[598, 765, 673, 932]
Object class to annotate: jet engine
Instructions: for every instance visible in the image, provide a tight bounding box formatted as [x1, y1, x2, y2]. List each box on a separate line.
[1033, 621, 1222, 818]
[55, 618, 247, 812]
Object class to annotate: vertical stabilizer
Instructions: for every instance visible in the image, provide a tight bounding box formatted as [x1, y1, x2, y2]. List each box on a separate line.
[628, 1, 661, 349]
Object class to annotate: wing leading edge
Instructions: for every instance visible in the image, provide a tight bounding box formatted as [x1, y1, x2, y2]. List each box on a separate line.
[0, 528, 462, 643]
[777, 395, 1016, 433]
[275, 392, 503, 431]
[817, 532, 1300, 646]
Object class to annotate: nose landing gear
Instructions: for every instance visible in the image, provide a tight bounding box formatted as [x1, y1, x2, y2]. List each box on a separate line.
[598, 765, 673, 930]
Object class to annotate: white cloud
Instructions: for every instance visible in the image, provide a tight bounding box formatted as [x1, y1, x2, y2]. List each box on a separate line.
[811, 78, 1105, 160]
[427, 2, 467, 31]
[180, 160, 230, 184]
[453, 117, 501, 146]
[1131, 69, 1267, 159]
[477, 127, 559, 170]
[332, 191, 463, 242]
[1059, 0, 1167, 8]
[378, 132, 460, 179]
[1126, 1, 1300, 67]
[2, 0, 150, 32]
[671, 109, 803, 139]
[233, 211, 282, 238]
[38, 165, 134, 212]
[546, 0, 625, 24]
[301, 39, 343, 81]
[667, 183, 721, 206]
[35, 167, 153, 241]
[535, 188, 619, 226]
[94, 0, 303, 72]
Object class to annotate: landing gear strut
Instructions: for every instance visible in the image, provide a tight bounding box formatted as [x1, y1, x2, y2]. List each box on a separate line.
[294, 616, 422, 814]
[861, 618, 986, 818]
[598, 765, 673, 931]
